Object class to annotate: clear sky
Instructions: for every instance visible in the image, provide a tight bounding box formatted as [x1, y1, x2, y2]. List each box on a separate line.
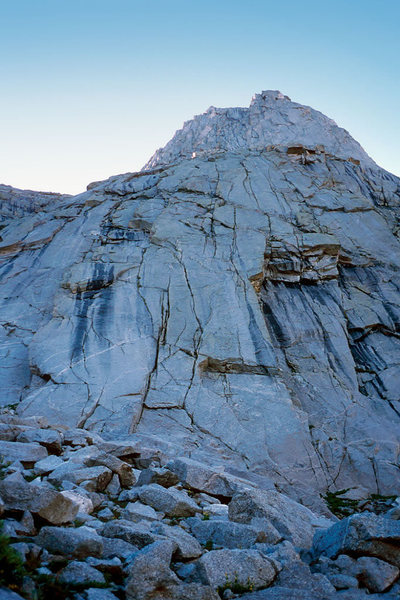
[0, 0, 399, 194]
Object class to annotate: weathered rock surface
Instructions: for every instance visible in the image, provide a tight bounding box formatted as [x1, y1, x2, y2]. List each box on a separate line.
[1, 410, 399, 600]
[228, 488, 315, 547]
[312, 512, 400, 566]
[36, 525, 103, 558]
[57, 560, 105, 585]
[0, 477, 79, 524]
[192, 548, 279, 590]
[1, 91, 398, 505]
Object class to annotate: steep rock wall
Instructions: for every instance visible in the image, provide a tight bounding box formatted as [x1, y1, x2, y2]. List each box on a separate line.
[1, 92, 399, 507]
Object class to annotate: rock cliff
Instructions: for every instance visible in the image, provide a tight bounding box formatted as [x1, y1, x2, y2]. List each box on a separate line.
[1, 91, 399, 508]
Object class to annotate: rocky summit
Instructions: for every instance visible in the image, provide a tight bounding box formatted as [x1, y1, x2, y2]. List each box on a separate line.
[0, 91, 399, 599]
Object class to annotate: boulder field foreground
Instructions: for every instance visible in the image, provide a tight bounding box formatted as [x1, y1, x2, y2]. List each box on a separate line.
[0, 90, 399, 598]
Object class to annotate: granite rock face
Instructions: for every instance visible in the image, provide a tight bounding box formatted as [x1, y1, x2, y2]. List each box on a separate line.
[1, 91, 400, 504]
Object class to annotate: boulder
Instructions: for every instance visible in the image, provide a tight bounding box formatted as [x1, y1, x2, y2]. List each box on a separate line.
[63, 428, 103, 446]
[16, 428, 62, 454]
[125, 539, 179, 600]
[34, 454, 64, 475]
[101, 536, 139, 560]
[57, 560, 105, 585]
[84, 452, 136, 487]
[122, 501, 162, 523]
[193, 548, 279, 590]
[0, 440, 47, 464]
[102, 519, 161, 548]
[137, 483, 199, 517]
[0, 423, 32, 441]
[151, 523, 202, 559]
[274, 559, 336, 598]
[48, 464, 113, 491]
[137, 467, 179, 488]
[0, 477, 79, 524]
[326, 573, 359, 590]
[36, 525, 103, 558]
[356, 556, 399, 593]
[189, 518, 261, 549]
[312, 512, 400, 567]
[228, 488, 315, 548]
[60, 490, 94, 514]
[167, 457, 252, 498]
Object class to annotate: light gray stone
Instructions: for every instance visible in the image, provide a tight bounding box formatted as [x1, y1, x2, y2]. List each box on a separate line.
[151, 523, 202, 559]
[57, 560, 105, 584]
[101, 536, 139, 560]
[36, 525, 103, 558]
[48, 464, 113, 491]
[312, 512, 400, 567]
[34, 454, 64, 475]
[16, 428, 62, 454]
[0, 477, 79, 524]
[138, 484, 199, 517]
[189, 518, 261, 549]
[193, 548, 279, 590]
[167, 458, 252, 498]
[125, 539, 179, 600]
[0, 440, 47, 464]
[228, 489, 315, 547]
[102, 519, 161, 548]
[122, 501, 162, 522]
[137, 466, 179, 488]
[60, 490, 94, 514]
[84, 452, 136, 487]
[356, 556, 399, 593]
[97, 507, 114, 521]
[327, 573, 359, 589]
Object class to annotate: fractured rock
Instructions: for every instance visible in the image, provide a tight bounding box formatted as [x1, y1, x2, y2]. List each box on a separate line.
[137, 483, 199, 517]
[312, 512, 400, 567]
[228, 488, 315, 548]
[36, 525, 103, 558]
[0, 477, 79, 524]
[193, 548, 279, 590]
[0, 441, 47, 464]
[57, 560, 105, 584]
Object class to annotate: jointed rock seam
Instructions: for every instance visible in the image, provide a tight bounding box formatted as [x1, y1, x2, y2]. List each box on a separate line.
[0, 91, 399, 599]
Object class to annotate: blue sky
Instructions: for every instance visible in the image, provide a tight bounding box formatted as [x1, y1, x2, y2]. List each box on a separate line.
[0, 0, 399, 194]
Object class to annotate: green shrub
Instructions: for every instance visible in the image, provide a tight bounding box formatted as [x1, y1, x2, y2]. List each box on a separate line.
[324, 489, 359, 518]
[217, 573, 255, 595]
[0, 521, 26, 593]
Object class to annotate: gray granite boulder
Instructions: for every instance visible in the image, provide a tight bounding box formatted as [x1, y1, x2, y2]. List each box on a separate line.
[16, 428, 62, 454]
[192, 548, 279, 590]
[125, 539, 179, 600]
[0, 477, 79, 524]
[355, 556, 399, 592]
[137, 484, 199, 517]
[102, 519, 161, 548]
[0, 441, 47, 464]
[36, 525, 103, 558]
[228, 488, 315, 548]
[57, 560, 105, 585]
[312, 512, 400, 566]
[188, 518, 261, 549]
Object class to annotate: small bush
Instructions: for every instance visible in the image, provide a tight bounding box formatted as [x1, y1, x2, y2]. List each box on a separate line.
[324, 489, 359, 518]
[218, 573, 255, 595]
[0, 521, 26, 592]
